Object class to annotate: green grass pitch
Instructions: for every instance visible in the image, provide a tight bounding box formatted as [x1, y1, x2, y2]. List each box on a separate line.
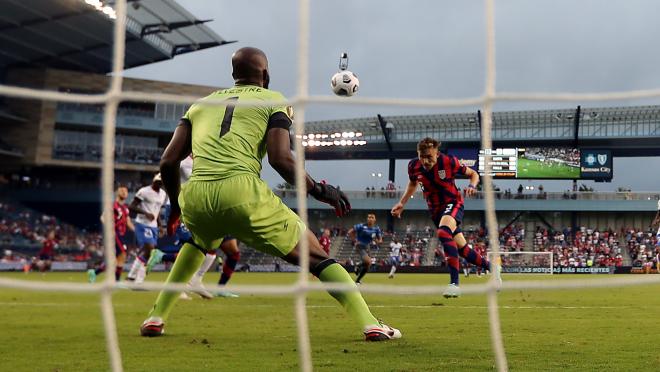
[517, 158, 580, 179]
[2, 272, 659, 371]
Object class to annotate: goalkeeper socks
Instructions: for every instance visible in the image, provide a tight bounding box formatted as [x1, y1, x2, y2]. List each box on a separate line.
[438, 226, 460, 285]
[115, 266, 122, 281]
[219, 251, 240, 285]
[458, 245, 490, 271]
[313, 259, 379, 328]
[147, 243, 205, 321]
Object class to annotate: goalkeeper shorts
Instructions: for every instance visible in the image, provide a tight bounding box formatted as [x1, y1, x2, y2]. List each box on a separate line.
[179, 175, 305, 257]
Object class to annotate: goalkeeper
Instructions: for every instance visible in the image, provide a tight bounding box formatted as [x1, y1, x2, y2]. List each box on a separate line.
[140, 47, 401, 342]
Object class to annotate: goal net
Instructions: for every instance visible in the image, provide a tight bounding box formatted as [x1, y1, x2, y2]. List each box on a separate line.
[487, 251, 554, 275]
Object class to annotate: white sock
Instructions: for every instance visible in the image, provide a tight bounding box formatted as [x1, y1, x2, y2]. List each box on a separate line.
[195, 253, 217, 279]
[389, 265, 396, 276]
[135, 264, 147, 284]
[127, 259, 142, 279]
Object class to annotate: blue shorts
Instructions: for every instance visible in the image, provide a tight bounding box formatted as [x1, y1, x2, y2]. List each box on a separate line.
[135, 223, 158, 248]
[389, 256, 400, 266]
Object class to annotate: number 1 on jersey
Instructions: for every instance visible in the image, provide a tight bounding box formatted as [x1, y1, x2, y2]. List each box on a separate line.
[219, 96, 239, 138]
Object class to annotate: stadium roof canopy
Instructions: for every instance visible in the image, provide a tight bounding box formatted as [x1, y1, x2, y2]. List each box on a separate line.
[302, 105, 660, 159]
[0, 0, 235, 74]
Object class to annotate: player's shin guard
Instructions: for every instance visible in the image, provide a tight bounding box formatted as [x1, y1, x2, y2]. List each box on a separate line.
[438, 226, 460, 285]
[312, 259, 379, 328]
[458, 244, 490, 271]
[219, 251, 240, 285]
[147, 243, 205, 321]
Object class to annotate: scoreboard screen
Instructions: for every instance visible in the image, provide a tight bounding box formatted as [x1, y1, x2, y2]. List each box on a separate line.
[478, 147, 581, 179]
[478, 148, 517, 177]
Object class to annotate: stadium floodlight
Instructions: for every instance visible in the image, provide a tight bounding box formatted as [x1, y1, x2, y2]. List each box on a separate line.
[346, 140, 353, 145]
[83, 0, 117, 19]
[302, 135, 307, 139]
[356, 132, 363, 137]
[333, 140, 340, 145]
[308, 134, 315, 139]
[340, 140, 347, 145]
[348, 132, 355, 138]
[301, 141, 308, 147]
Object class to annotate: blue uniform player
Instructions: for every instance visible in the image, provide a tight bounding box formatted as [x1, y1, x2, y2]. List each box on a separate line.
[348, 213, 383, 284]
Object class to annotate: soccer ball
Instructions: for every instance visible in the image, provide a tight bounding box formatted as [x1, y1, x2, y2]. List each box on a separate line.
[330, 70, 359, 97]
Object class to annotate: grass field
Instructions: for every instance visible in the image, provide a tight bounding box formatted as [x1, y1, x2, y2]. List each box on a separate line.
[517, 158, 580, 179]
[2, 272, 660, 371]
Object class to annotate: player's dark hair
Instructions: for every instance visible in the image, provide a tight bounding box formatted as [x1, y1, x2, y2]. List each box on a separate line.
[115, 184, 128, 190]
[417, 137, 440, 152]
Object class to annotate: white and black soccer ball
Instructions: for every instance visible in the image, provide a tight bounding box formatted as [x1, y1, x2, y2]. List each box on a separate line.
[330, 70, 359, 97]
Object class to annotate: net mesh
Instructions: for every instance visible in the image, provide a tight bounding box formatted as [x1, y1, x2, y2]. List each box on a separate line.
[2, 1, 660, 371]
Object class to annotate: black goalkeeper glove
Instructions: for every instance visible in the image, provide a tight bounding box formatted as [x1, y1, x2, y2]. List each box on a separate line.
[309, 182, 351, 217]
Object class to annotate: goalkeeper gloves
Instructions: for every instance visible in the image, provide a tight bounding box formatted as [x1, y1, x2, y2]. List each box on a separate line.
[309, 181, 351, 217]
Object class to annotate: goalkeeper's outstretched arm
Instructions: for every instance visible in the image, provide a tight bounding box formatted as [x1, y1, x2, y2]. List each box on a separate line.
[267, 124, 350, 217]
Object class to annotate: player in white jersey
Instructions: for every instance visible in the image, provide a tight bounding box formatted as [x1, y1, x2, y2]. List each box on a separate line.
[388, 237, 403, 279]
[147, 155, 242, 298]
[653, 200, 660, 247]
[126, 173, 168, 283]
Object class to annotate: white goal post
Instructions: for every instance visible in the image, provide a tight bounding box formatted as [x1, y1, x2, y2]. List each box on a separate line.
[487, 251, 554, 275]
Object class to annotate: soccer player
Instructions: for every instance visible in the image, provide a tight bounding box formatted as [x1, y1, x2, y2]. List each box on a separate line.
[652, 199, 660, 247]
[391, 137, 501, 298]
[388, 237, 402, 279]
[319, 228, 332, 255]
[348, 213, 383, 284]
[140, 47, 400, 341]
[126, 174, 168, 284]
[35, 230, 57, 273]
[88, 185, 134, 283]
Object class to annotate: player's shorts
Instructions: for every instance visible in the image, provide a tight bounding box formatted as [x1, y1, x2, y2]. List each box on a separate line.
[355, 243, 371, 259]
[135, 223, 159, 248]
[432, 202, 464, 227]
[179, 175, 305, 257]
[389, 256, 400, 266]
[38, 254, 52, 260]
[115, 235, 127, 256]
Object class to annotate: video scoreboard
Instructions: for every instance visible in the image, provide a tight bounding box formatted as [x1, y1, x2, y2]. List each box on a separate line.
[478, 148, 518, 177]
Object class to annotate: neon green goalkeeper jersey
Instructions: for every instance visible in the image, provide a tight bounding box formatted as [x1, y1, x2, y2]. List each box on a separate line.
[183, 85, 290, 181]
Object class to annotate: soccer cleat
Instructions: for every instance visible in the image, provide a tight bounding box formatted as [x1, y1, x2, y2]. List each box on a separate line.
[187, 280, 215, 300]
[146, 249, 164, 273]
[443, 283, 461, 298]
[216, 291, 239, 298]
[363, 321, 402, 341]
[388, 274, 394, 279]
[179, 291, 193, 300]
[140, 317, 164, 337]
[87, 269, 97, 283]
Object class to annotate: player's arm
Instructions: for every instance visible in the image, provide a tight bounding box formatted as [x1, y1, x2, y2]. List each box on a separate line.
[160, 119, 192, 232]
[126, 216, 135, 232]
[391, 180, 418, 218]
[128, 197, 153, 221]
[463, 167, 480, 197]
[348, 228, 356, 242]
[266, 113, 350, 216]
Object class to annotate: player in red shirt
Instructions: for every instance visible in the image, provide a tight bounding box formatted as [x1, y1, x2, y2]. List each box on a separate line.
[391, 138, 501, 298]
[319, 228, 332, 255]
[36, 230, 58, 272]
[88, 185, 135, 282]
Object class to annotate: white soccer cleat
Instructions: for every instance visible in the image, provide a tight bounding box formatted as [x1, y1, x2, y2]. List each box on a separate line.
[187, 278, 214, 300]
[179, 291, 193, 300]
[443, 283, 461, 298]
[363, 321, 402, 341]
